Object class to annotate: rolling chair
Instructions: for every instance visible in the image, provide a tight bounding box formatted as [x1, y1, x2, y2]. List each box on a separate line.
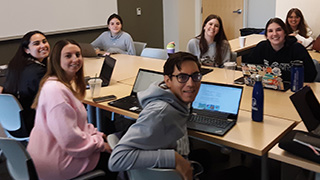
[0, 94, 29, 141]
[0, 137, 106, 180]
[133, 41, 147, 56]
[107, 134, 183, 180]
[140, 47, 168, 60]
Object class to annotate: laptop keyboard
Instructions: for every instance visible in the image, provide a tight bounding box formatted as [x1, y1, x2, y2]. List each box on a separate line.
[189, 115, 232, 129]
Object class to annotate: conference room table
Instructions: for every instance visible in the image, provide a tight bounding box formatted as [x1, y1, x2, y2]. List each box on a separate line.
[82, 54, 311, 180]
[229, 34, 265, 56]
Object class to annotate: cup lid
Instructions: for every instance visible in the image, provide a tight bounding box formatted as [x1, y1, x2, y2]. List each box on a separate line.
[88, 78, 102, 83]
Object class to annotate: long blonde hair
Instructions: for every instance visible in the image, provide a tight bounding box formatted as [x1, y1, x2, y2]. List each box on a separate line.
[32, 39, 86, 108]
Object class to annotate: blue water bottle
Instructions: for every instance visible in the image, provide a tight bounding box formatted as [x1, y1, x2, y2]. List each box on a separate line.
[252, 75, 264, 122]
[291, 60, 304, 92]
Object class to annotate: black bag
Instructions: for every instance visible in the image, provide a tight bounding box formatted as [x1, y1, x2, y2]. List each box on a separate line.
[279, 130, 320, 164]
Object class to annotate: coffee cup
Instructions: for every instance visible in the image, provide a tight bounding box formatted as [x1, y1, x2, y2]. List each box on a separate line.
[239, 36, 246, 48]
[224, 62, 237, 84]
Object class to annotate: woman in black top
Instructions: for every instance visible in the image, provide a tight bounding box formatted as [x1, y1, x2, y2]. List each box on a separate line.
[3, 30, 50, 137]
[246, 18, 316, 82]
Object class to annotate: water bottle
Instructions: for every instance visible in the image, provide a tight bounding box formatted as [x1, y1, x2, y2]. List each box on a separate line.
[291, 60, 304, 92]
[252, 74, 264, 122]
[166, 41, 175, 54]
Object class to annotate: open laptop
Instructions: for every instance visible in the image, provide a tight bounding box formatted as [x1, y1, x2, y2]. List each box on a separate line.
[187, 82, 243, 136]
[108, 69, 164, 113]
[241, 63, 290, 91]
[79, 43, 98, 57]
[85, 55, 116, 89]
[290, 86, 320, 136]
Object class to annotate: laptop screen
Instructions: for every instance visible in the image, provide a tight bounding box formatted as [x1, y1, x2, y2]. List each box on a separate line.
[99, 55, 116, 86]
[193, 82, 243, 116]
[131, 69, 164, 95]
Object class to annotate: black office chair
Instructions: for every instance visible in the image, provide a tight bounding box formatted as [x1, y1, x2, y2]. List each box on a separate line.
[0, 137, 105, 180]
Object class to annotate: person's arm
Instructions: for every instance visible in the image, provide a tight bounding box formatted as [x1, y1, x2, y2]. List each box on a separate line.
[295, 34, 314, 48]
[294, 44, 317, 82]
[45, 89, 105, 157]
[124, 33, 136, 55]
[187, 38, 200, 58]
[221, 40, 231, 63]
[175, 152, 193, 180]
[91, 32, 105, 50]
[108, 103, 181, 172]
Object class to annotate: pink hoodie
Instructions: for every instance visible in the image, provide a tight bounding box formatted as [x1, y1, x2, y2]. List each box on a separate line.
[27, 77, 105, 180]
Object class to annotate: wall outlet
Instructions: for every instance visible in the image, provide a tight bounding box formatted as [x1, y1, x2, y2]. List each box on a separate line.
[136, 7, 142, 16]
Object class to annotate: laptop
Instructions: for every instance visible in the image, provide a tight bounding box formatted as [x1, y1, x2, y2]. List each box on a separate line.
[241, 63, 290, 91]
[200, 67, 213, 75]
[290, 86, 320, 136]
[108, 69, 164, 113]
[79, 43, 98, 57]
[85, 55, 116, 89]
[187, 82, 243, 136]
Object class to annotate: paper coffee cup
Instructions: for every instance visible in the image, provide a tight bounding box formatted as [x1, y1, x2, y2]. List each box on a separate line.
[239, 36, 246, 48]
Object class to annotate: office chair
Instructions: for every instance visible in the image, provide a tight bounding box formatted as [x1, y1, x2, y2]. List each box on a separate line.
[0, 94, 29, 141]
[133, 41, 147, 56]
[107, 134, 183, 180]
[0, 137, 105, 180]
[140, 48, 168, 60]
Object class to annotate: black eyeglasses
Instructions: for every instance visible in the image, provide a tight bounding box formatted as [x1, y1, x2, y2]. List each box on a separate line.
[170, 72, 202, 83]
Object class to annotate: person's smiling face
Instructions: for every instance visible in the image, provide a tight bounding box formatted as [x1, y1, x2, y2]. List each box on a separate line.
[60, 43, 83, 81]
[24, 33, 50, 61]
[266, 22, 286, 51]
[108, 18, 122, 36]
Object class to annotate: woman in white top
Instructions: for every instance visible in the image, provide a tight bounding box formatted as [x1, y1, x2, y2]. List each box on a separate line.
[187, 14, 231, 67]
[286, 8, 313, 48]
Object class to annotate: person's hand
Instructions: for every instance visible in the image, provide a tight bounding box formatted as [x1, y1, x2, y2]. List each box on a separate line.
[0, 86, 3, 94]
[175, 152, 192, 180]
[104, 142, 112, 153]
[289, 32, 297, 36]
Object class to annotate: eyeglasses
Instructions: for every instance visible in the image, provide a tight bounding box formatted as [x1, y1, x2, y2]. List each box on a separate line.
[170, 72, 202, 83]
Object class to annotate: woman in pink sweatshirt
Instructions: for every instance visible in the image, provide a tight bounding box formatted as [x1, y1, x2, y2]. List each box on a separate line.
[27, 39, 116, 180]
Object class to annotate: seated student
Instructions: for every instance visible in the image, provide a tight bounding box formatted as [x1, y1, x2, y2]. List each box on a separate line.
[2, 31, 50, 137]
[245, 18, 317, 82]
[91, 13, 136, 55]
[108, 52, 202, 179]
[27, 39, 117, 180]
[187, 14, 231, 67]
[286, 8, 314, 48]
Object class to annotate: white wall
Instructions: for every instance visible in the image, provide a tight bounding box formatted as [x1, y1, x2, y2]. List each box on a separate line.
[246, 0, 276, 28]
[163, 0, 200, 51]
[0, 0, 117, 41]
[276, 0, 320, 39]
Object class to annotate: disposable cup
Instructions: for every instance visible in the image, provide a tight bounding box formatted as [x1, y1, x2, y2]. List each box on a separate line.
[239, 36, 246, 48]
[224, 62, 237, 84]
[88, 78, 102, 98]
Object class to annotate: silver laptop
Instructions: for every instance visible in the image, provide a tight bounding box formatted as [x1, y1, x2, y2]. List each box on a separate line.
[85, 55, 116, 89]
[108, 68, 164, 113]
[187, 82, 243, 136]
[79, 43, 100, 57]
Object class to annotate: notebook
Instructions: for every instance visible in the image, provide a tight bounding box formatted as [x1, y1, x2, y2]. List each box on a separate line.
[187, 82, 243, 136]
[290, 86, 320, 136]
[241, 63, 290, 91]
[108, 68, 164, 113]
[85, 55, 116, 89]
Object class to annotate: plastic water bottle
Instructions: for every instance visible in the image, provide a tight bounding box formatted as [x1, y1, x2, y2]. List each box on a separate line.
[291, 60, 304, 92]
[252, 74, 264, 122]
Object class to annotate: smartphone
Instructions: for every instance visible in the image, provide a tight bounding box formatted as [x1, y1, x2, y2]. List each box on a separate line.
[234, 76, 244, 85]
[93, 95, 117, 103]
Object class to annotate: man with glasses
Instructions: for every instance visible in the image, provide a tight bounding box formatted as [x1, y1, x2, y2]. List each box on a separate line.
[109, 52, 202, 180]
